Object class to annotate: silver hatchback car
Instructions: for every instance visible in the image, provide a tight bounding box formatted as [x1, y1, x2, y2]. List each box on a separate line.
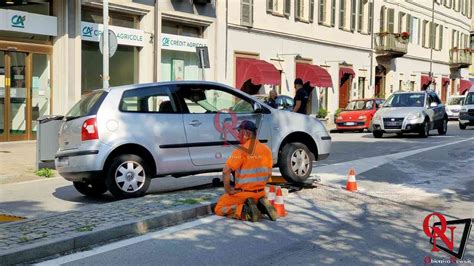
[55, 81, 331, 199]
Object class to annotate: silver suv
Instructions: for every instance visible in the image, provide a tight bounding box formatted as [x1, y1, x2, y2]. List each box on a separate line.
[371, 91, 448, 138]
[55, 81, 331, 199]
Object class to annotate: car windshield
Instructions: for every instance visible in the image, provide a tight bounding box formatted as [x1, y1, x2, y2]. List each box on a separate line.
[65, 90, 106, 120]
[465, 93, 474, 105]
[345, 100, 374, 110]
[383, 93, 425, 107]
[448, 97, 465, 105]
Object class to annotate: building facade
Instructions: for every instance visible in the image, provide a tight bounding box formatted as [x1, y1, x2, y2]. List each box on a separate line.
[224, 0, 472, 117]
[0, 0, 218, 142]
[0, 0, 471, 142]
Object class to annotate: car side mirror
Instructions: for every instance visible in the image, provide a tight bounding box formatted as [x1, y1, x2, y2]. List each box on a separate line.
[430, 102, 437, 108]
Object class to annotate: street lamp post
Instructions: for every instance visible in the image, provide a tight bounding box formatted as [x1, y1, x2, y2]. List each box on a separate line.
[103, 0, 109, 89]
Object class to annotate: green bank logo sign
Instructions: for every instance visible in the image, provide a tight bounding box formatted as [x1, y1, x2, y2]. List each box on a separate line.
[161, 34, 208, 52]
[80, 22, 145, 47]
[11, 15, 26, 28]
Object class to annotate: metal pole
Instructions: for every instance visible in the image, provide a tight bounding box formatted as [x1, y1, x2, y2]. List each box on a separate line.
[369, 0, 375, 89]
[200, 49, 206, 81]
[103, 0, 109, 89]
[429, 0, 434, 84]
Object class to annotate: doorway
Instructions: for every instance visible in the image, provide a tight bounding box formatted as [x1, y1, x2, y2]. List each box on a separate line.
[339, 75, 351, 109]
[0, 51, 51, 142]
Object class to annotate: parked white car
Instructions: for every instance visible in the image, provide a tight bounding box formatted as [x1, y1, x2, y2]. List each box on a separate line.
[445, 96, 465, 120]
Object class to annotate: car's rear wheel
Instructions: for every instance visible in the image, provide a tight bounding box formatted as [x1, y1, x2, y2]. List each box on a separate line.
[419, 120, 430, 138]
[459, 122, 467, 130]
[279, 143, 314, 183]
[106, 154, 151, 199]
[73, 180, 107, 197]
[438, 118, 448, 135]
[373, 131, 383, 138]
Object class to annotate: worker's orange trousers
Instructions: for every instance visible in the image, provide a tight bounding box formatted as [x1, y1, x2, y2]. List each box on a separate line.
[214, 191, 266, 220]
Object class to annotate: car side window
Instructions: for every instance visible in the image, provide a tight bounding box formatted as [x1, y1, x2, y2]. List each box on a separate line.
[376, 100, 384, 108]
[119, 86, 177, 113]
[176, 85, 255, 114]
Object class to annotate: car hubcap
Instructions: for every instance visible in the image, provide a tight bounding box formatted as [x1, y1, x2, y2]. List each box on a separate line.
[115, 161, 145, 192]
[290, 149, 310, 177]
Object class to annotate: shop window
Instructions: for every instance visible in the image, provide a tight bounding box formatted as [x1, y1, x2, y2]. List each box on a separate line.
[161, 51, 201, 82]
[162, 21, 202, 38]
[82, 8, 137, 28]
[81, 41, 138, 94]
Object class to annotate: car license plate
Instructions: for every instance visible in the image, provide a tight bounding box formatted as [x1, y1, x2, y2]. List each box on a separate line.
[386, 121, 399, 126]
[345, 122, 356, 126]
[57, 157, 69, 167]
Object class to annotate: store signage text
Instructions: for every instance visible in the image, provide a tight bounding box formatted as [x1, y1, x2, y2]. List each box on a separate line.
[0, 9, 57, 36]
[161, 33, 208, 53]
[80, 22, 146, 47]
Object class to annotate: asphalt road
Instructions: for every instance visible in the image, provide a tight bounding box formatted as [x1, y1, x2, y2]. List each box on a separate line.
[36, 122, 474, 265]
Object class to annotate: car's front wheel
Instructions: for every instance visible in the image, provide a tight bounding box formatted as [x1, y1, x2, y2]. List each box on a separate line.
[279, 143, 314, 183]
[373, 131, 383, 138]
[459, 122, 467, 130]
[438, 118, 448, 135]
[105, 154, 151, 199]
[73, 180, 107, 197]
[419, 120, 430, 138]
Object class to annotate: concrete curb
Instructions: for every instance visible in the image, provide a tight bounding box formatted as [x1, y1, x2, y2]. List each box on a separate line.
[0, 202, 216, 265]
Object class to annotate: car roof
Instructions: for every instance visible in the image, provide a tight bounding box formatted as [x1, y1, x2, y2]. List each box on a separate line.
[101, 81, 237, 93]
[392, 91, 427, 94]
[350, 98, 384, 101]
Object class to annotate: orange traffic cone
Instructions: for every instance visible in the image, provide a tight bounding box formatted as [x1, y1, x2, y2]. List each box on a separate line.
[267, 185, 276, 205]
[346, 168, 358, 192]
[274, 187, 287, 217]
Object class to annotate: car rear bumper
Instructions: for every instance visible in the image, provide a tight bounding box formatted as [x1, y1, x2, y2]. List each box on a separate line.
[55, 149, 105, 182]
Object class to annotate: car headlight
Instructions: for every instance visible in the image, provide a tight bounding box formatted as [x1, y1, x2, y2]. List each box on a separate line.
[460, 106, 468, 112]
[358, 115, 367, 120]
[407, 113, 422, 120]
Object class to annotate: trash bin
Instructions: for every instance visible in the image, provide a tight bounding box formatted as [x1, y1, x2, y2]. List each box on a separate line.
[36, 115, 64, 170]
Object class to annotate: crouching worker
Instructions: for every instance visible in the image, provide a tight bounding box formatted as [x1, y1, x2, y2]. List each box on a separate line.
[215, 120, 277, 222]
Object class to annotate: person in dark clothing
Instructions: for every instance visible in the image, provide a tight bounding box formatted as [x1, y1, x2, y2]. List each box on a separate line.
[265, 90, 278, 108]
[292, 78, 309, 114]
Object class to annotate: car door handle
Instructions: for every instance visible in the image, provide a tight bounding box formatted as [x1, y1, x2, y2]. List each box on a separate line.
[189, 120, 202, 127]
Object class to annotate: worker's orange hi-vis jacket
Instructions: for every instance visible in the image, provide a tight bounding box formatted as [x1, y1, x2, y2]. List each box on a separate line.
[226, 139, 273, 191]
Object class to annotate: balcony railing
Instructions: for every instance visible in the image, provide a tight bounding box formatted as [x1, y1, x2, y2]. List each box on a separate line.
[375, 33, 408, 58]
[449, 48, 472, 69]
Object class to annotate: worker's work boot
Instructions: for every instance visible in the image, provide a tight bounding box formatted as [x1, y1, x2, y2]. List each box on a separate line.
[257, 197, 278, 221]
[241, 198, 261, 222]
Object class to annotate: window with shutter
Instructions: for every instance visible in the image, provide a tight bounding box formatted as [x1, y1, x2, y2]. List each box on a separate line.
[357, 0, 363, 32]
[295, 0, 301, 19]
[368, 1, 373, 34]
[309, 0, 315, 22]
[422, 20, 427, 48]
[398, 12, 404, 33]
[438, 26, 443, 50]
[339, 0, 346, 29]
[429, 23, 434, 48]
[387, 8, 394, 33]
[267, 0, 274, 13]
[284, 0, 291, 17]
[350, 0, 356, 31]
[319, 0, 326, 24]
[331, 0, 336, 26]
[444, 0, 452, 8]
[379, 6, 385, 32]
[241, 0, 253, 27]
[406, 14, 411, 40]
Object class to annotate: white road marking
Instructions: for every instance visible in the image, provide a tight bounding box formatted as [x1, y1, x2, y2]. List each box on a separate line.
[35, 215, 224, 265]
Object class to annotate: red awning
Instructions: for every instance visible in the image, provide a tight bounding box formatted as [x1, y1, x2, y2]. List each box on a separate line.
[421, 75, 432, 86]
[235, 58, 281, 89]
[296, 63, 333, 88]
[459, 79, 472, 95]
[441, 77, 450, 85]
[339, 67, 355, 79]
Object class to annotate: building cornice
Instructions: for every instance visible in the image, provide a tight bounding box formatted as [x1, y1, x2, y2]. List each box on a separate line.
[160, 12, 215, 27]
[82, 1, 151, 16]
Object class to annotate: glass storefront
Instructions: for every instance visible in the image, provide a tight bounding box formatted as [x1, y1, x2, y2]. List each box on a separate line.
[81, 41, 138, 94]
[31, 53, 50, 134]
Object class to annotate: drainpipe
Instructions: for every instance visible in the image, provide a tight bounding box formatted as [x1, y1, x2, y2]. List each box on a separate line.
[429, 0, 434, 84]
[153, 0, 158, 82]
[369, 0, 375, 90]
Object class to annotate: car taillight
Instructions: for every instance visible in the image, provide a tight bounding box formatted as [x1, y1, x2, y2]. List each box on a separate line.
[81, 117, 99, 141]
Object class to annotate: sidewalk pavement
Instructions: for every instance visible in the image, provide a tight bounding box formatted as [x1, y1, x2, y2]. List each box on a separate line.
[0, 187, 223, 265]
[0, 141, 55, 185]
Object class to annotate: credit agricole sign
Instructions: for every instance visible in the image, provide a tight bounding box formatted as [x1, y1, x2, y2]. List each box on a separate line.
[161, 33, 208, 53]
[81, 22, 146, 47]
